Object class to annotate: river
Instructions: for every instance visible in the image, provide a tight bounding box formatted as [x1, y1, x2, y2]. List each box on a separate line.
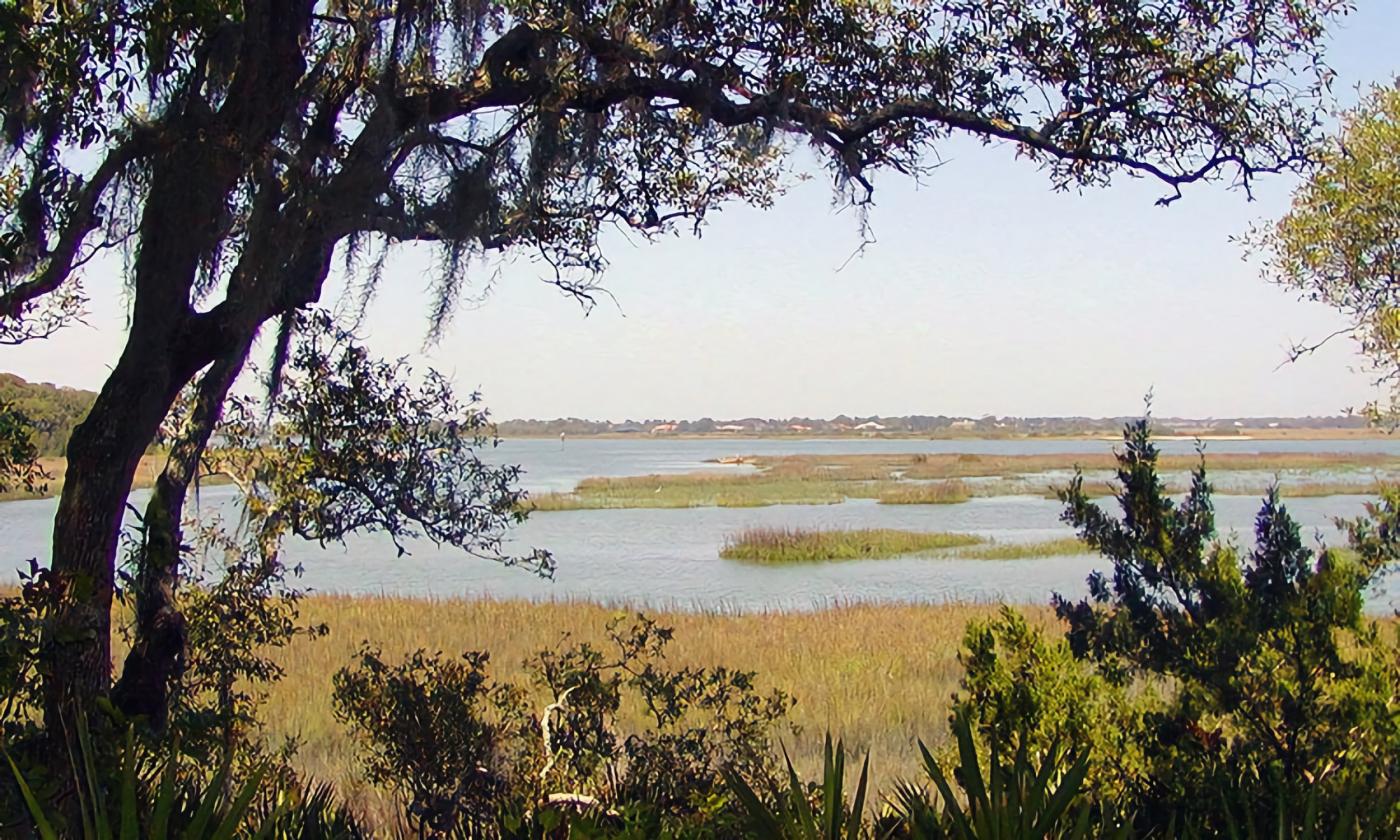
[3, 436, 1397, 612]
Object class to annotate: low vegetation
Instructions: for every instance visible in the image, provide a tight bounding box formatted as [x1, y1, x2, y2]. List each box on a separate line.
[719, 527, 985, 564]
[523, 450, 1399, 512]
[3, 421, 1398, 836]
[257, 598, 1046, 827]
[0, 453, 200, 502]
[748, 449, 1400, 479]
[875, 479, 971, 504]
[953, 537, 1092, 560]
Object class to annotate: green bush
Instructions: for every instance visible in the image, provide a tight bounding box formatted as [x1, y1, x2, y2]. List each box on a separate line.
[332, 613, 793, 836]
[956, 418, 1400, 835]
[1055, 418, 1399, 828]
[332, 645, 508, 833]
[955, 607, 1152, 806]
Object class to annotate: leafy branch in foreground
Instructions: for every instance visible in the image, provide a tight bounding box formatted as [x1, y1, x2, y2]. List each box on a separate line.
[115, 311, 549, 736]
[1051, 417, 1399, 826]
[212, 313, 551, 574]
[1242, 83, 1400, 425]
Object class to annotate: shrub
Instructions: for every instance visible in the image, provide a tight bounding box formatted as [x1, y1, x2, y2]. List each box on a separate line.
[1050, 418, 1398, 828]
[333, 613, 794, 836]
[955, 607, 1152, 805]
[333, 645, 508, 833]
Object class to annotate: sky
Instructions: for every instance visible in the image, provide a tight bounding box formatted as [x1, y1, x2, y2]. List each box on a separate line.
[5, 4, 1400, 422]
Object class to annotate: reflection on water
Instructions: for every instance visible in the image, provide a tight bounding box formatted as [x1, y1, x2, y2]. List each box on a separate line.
[2, 437, 1397, 613]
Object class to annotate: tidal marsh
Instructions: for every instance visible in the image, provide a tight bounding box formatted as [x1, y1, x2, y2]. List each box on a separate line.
[522, 449, 1398, 512]
[875, 479, 971, 505]
[718, 526, 985, 564]
[258, 597, 1060, 824]
[952, 537, 1093, 560]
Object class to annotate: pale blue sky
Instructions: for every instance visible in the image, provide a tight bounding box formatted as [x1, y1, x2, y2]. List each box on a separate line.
[6, 4, 1399, 421]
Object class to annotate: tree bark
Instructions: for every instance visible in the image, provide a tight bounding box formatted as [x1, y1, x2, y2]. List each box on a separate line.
[41, 133, 240, 744]
[39, 0, 313, 745]
[111, 345, 251, 726]
[43, 335, 191, 735]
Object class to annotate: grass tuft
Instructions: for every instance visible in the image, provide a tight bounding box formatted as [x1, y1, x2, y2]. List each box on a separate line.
[719, 527, 984, 564]
[952, 537, 1093, 560]
[877, 480, 971, 505]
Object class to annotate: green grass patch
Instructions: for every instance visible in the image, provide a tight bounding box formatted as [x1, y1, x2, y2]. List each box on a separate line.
[720, 527, 985, 564]
[526, 475, 850, 510]
[952, 537, 1093, 560]
[515, 451, 1399, 514]
[1040, 478, 1388, 500]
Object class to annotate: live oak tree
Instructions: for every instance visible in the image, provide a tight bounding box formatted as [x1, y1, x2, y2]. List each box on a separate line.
[0, 0, 1354, 736]
[1245, 83, 1400, 425]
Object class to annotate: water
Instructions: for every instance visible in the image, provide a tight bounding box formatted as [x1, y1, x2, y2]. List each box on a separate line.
[3, 437, 1397, 613]
[491, 436, 1400, 493]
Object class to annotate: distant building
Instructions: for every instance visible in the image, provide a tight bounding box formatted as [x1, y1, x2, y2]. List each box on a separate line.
[787, 423, 812, 432]
[715, 424, 748, 432]
[949, 419, 976, 430]
[854, 421, 886, 431]
[650, 423, 680, 434]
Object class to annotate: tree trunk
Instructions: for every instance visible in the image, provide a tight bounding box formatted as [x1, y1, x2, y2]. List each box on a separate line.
[112, 346, 251, 726]
[43, 336, 190, 736]
[38, 0, 313, 779]
[41, 134, 238, 744]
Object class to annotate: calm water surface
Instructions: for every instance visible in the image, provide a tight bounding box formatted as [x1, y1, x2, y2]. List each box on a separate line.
[3, 437, 1397, 612]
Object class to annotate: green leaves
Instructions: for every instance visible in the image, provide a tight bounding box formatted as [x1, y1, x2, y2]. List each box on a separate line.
[211, 311, 553, 576]
[726, 711, 1099, 839]
[1245, 83, 1400, 425]
[4, 721, 272, 839]
[726, 735, 869, 840]
[1050, 417, 1400, 830]
[903, 708, 1097, 840]
[333, 612, 793, 835]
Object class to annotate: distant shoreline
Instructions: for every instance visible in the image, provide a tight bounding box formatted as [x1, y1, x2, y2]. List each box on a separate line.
[503, 427, 1394, 442]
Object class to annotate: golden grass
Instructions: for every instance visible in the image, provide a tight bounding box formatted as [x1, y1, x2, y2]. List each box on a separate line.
[0, 454, 233, 502]
[526, 474, 850, 510]
[1266, 480, 1389, 497]
[876, 480, 971, 505]
[261, 597, 1057, 822]
[521, 452, 1398, 513]
[752, 451, 1400, 480]
[718, 527, 985, 564]
[952, 537, 1092, 560]
[1041, 478, 1389, 500]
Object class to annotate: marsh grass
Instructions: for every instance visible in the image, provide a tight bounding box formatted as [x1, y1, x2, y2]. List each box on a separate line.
[253, 596, 1057, 824]
[951, 537, 1092, 560]
[526, 475, 851, 510]
[0, 453, 234, 501]
[1039, 478, 1388, 500]
[756, 451, 1400, 480]
[522, 451, 1398, 513]
[1267, 479, 1388, 497]
[719, 526, 985, 564]
[876, 480, 970, 505]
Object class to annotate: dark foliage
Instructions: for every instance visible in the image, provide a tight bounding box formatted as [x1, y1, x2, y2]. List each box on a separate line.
[333, 613, 793, 836]
[1054, 419, 1398, 818]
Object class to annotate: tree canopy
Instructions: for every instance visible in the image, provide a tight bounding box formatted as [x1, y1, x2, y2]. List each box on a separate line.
[0, 372, 95, 457]
[1246, 83, 1400, 425]
[0, 0, 1358, 740]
